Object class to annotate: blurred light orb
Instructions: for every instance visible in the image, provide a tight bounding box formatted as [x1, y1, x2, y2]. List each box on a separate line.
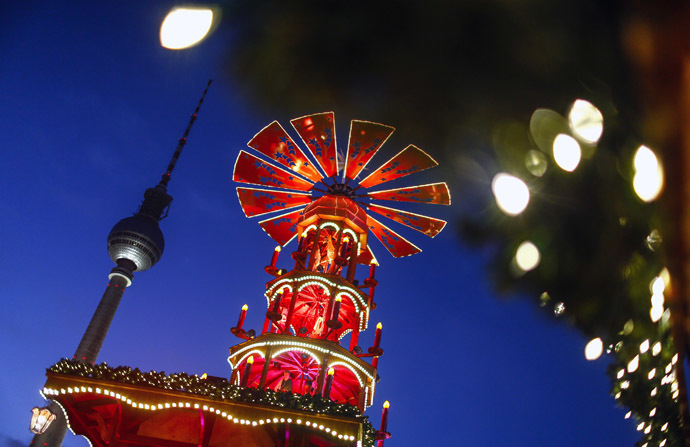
[491, 173, 530, 216]
[584, 337, 603, 361]
[525, 150, 548, 177]
[553, 301, 565, 316]
[160, 8, 214, 50]
[552, 134, 581, 172]
[640, 339, 650, 354]
[627, 355, 639, 373]
[633, 145, 664, 202]
[568, 99, 604, 144]
[515, 241, 540, 272]
[650, 305, 664, 323]
[652, 341, 662, 356]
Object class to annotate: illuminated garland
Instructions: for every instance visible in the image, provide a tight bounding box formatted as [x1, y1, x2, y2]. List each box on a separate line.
[47, 359, 377, 446]
[460, 98, 685, 446]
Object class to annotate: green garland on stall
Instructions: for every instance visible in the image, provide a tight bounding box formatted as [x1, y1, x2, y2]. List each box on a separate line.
[49, 359, 376, 447]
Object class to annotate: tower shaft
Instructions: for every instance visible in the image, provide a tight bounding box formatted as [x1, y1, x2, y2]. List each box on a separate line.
[73, 264, 133, 363]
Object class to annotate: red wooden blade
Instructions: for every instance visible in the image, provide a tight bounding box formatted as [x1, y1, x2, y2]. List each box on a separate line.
[367, 215, 422, 258]
[367, 203, 446, 237]
[233, 150, 314, 192]
[247, 121, 323, 183]
[290, 112, 338, 178]
[258, 208, 304, 246]
[343, 120, 395, 181]
[358, 144, 439, 188]
[368, 182, 451, 205]
[236, 187, 311, 218]
[357, 245, 378, 265]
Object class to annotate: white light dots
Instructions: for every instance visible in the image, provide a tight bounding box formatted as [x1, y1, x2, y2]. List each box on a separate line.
[160, 8, 214, 50]
[624, 411, 631, 419]
[491, 173, 530, 216]
[552, 134, 581, 172]
[584, 337, 603, 361]
[515, 241, 541, 272]
[627, 355, 639, 373]
[41, 387, 356, 442]
[617, 369, 625, 379]
[568, 99, 604, 144]
[639, 340, 650, 354]
[648, 368, 656, 380]
[650, 306, 664, 323]
[652, 342, 662, 356]
[620, 380, 630, 389]
[633, 145, 664, 202]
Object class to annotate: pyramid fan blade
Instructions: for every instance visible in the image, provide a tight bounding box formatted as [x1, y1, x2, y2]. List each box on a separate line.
[368, 182, 451, 205]
[290, 112, 338, 178]
[343, 120, 395, 181]
[258, 208, 305, 246]
[368, 203, 446, 237]
[367, 216, 422, 258]
[233, 150, 314, 192]
[236, 187, 312, 218]
[358, 145, 439, 188]
[357, 245, 378, 265]
[248, 121, 323, 183]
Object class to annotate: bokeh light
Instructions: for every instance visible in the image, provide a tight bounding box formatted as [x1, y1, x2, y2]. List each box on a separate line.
[515, 241, 540, 272]
[160, 8, 214, 50]
[524, 150, 548, 177]
[491, 173, 530, 216]
[585, 337, 603, 361]
[650, 305, 663, 323]
[568, 99, 604, 144]
[552, 134, 581, 172]
[633, 145, 664, 202]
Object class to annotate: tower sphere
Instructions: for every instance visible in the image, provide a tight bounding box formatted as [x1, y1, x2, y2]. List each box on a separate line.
[107, 214, 165, 271]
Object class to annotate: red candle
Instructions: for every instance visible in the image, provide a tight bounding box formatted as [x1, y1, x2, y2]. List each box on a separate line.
[380, 400, 390, 433]
[272, 294, 282, 313]
[240, 356, 254, 387]
[237, 304, 248, 330]
[368, 260, 377, 281]
[373, 322, 382, 348]
[270, 246, 281, 267]
[372, 356, 379, 369]
[340, 237, 350, 257]
[332, 297, 342, 321]
[323, 367, 335, 399]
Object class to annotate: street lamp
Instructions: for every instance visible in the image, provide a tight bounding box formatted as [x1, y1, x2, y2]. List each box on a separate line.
[160, 6, 219, 50]
[30, 406, 56, 434]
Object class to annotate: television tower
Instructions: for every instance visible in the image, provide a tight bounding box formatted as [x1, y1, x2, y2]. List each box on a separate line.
[30, 81, 212, 447]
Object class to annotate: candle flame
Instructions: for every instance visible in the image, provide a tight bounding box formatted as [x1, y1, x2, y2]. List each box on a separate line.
[383, 400, 390, 408]
[242, 304, 248, 311]
[275, 246, 281, 252]
[247, 356, 254, 364]
[370, 260, 378, 266]
[328, 367, 335, 376]
[201, 373, 208, 380]
[335, 297, 342, 302]
[376, 322, 383, 330]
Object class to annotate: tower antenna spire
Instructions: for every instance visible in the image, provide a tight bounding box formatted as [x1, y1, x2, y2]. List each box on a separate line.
[160, 79, 212, 187]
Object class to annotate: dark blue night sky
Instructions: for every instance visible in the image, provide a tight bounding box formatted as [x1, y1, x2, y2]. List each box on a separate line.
[1, 2, 637, 446]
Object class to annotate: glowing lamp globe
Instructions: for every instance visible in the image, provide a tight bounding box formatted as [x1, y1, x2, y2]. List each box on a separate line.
[30, 406, 56, 435]
[160, 7, 214, 50]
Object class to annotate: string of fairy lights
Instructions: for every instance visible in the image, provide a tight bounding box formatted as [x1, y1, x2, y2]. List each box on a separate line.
[475, 98, 683, 446]
[46, 359, 378, 445]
